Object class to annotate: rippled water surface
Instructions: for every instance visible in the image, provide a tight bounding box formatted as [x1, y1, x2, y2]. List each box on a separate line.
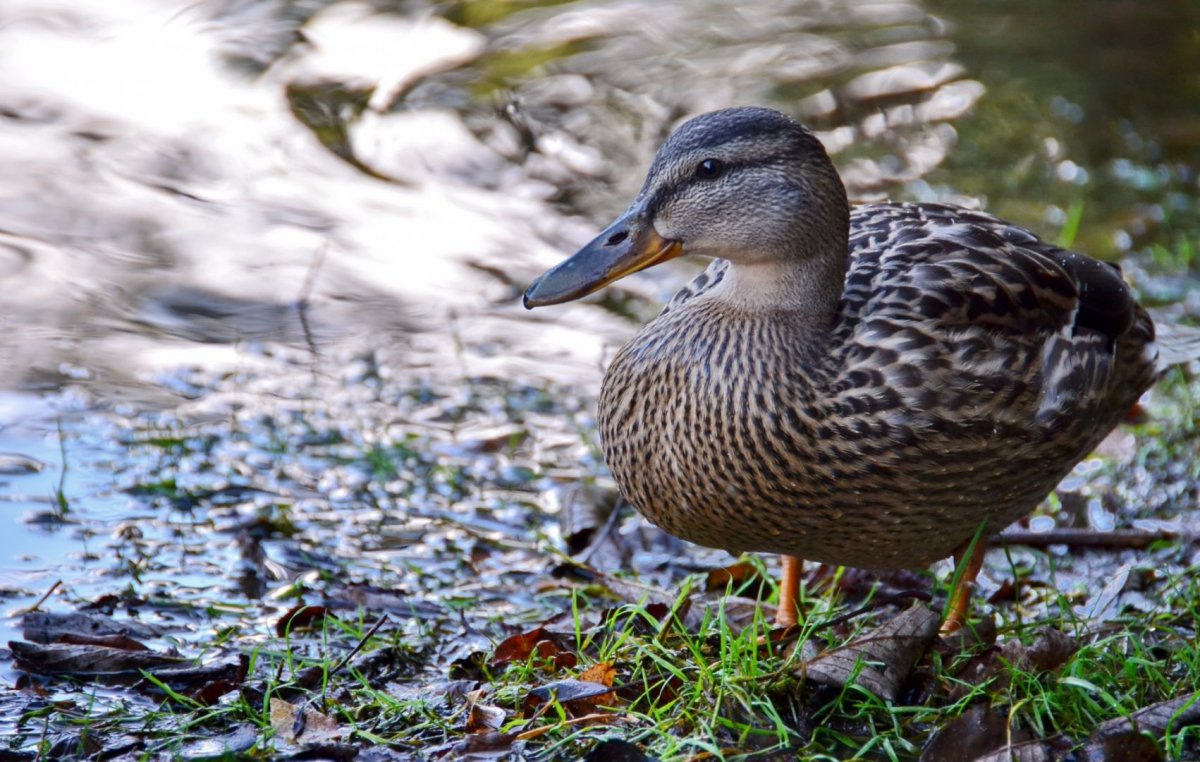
[0, 0, 1197, 693]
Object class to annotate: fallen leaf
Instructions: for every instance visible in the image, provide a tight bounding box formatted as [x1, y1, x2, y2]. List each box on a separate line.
[619, 673, 683, 712]
[590, 574, 678, 611]
[42, 731, 103, 759]
[572, 662, 618, 711]
[59, 633, 150, 651]
[9, 641, 185, 676]
[524, 679, 617, 719]
[276, 604, 335, 636]
[22, 612, 171, 644]
[555, 483, 620, 555]
[686, 594, 766, 634]
[948, 628, 1077, 700]
[449, 650, 489, 680]
[464, 688, 506, 733]
[802, 603, 940, 701]
[1091, 691, 1200, 740]
[329, 583, 443, 619]
[388, 679, 477, 704]
[600, 601, 676, 637]
[1076, 731, 1162, 762]
[578, 661, 616, 687]
[279, 742, 360, 760]
[1076, 562, 1133, 624]
[986, 577, 1017, 604]
[830, 566, 929, 602]
[705, 562, 769, 597]
[458, 423, 528, 453]
[268, 697, 343, 743]
[969, 740, 1051, 762]
[491, 627, 575, 669]
[177, 727, 258, 758]
[527, 679, 614, 705]
[0, 453, 44, 475]
[136, 655, 249, 704]
[192, 678, 243, 706]
[921, 702, 1033, 762]
[937, 615, 998, 654]
[448, 731, 516, 757]
[1013, 628, 1076, 672]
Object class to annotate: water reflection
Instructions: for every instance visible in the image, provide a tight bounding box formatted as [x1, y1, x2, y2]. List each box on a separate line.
[0, 0, 1008, 395]
[924, 0, 1200, 258]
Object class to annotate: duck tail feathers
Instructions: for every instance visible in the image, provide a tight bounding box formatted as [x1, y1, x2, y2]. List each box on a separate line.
[1154, 322, 1200, 372]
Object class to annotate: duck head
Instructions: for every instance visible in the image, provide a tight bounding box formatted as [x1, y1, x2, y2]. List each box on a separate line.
[523, 107, 848, 308]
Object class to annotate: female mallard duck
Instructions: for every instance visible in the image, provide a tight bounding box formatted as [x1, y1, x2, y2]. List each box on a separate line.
[524, 107, 1200, 630]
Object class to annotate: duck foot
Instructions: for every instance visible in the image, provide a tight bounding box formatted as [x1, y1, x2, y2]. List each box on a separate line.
[774, 554, 803, 627]
[939, 538, 987, 636]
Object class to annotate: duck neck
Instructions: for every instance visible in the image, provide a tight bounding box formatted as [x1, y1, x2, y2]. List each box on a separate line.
[718, 251, 847, 329]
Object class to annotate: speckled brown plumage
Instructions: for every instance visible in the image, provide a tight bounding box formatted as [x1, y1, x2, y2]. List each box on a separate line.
[600, 203, 1157, 569]
[525, 107, 1200, 576]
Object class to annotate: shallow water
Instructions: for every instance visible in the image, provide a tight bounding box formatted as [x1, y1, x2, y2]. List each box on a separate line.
[0, 0, 1197, 691]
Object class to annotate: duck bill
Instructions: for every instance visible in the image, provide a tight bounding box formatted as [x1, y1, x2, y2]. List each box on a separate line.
[523, 208, 683, 308]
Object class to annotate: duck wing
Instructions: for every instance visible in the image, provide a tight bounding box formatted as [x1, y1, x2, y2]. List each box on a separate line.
[839, 202, 1155, 432]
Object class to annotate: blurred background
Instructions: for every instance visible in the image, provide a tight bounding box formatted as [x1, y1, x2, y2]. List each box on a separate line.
[0, 0, 1197, 656]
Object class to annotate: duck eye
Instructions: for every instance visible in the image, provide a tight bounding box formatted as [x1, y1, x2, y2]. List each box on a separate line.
[695, 158, 724, 179]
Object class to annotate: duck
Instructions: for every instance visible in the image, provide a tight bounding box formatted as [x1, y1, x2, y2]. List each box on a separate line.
[523, 106, 1200, 631]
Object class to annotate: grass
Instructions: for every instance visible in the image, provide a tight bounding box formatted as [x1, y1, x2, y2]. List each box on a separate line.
[131, 561, 1185, 760]
[56, 555, 1186, 759]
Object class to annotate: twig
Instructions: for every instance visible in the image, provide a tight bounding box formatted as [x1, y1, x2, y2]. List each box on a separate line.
[994, 528, 1194, 549]
[329, 614, 390, 677]
[13, 579, 62, 616]
[575, 497, 626, 565]
[311, 614, 390, 714]
[515, 712, 622, 741]
[815, 591, 932, 632]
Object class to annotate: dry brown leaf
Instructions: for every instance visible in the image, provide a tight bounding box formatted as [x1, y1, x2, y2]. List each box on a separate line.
[556, 483, 620, 555]
[491, 626, 576, 669]
[463, 688, 507, 733]
[450, 731, 516, 756]
[1076, 731, 1162, 762]
[524, 678, 617, 721]
[268, 697, 343, 743]
[921, 702, 1041, 762]
[970, 741, 1052, 762]
[686, 594, 767, 634]
[9, 640, 185, 676]
[527, 679, 613, 706]
[574, 662, 618, 710]
[22, 612, 171, 644]
[949, 627, 1078, 701]
[705, 562, 770, 597]
[136, 655, 249, 704]
[275, 605, 336, 637]
[58, 633, 151, 651]
[1008, 628, 1077, 672]
[578, 661, 616, 687]
[802, 603, 939, 701]
[1092, 691, 1200, 741]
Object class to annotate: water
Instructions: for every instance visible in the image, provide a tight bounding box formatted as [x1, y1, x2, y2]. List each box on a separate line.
[0, 0, 1197, 690]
